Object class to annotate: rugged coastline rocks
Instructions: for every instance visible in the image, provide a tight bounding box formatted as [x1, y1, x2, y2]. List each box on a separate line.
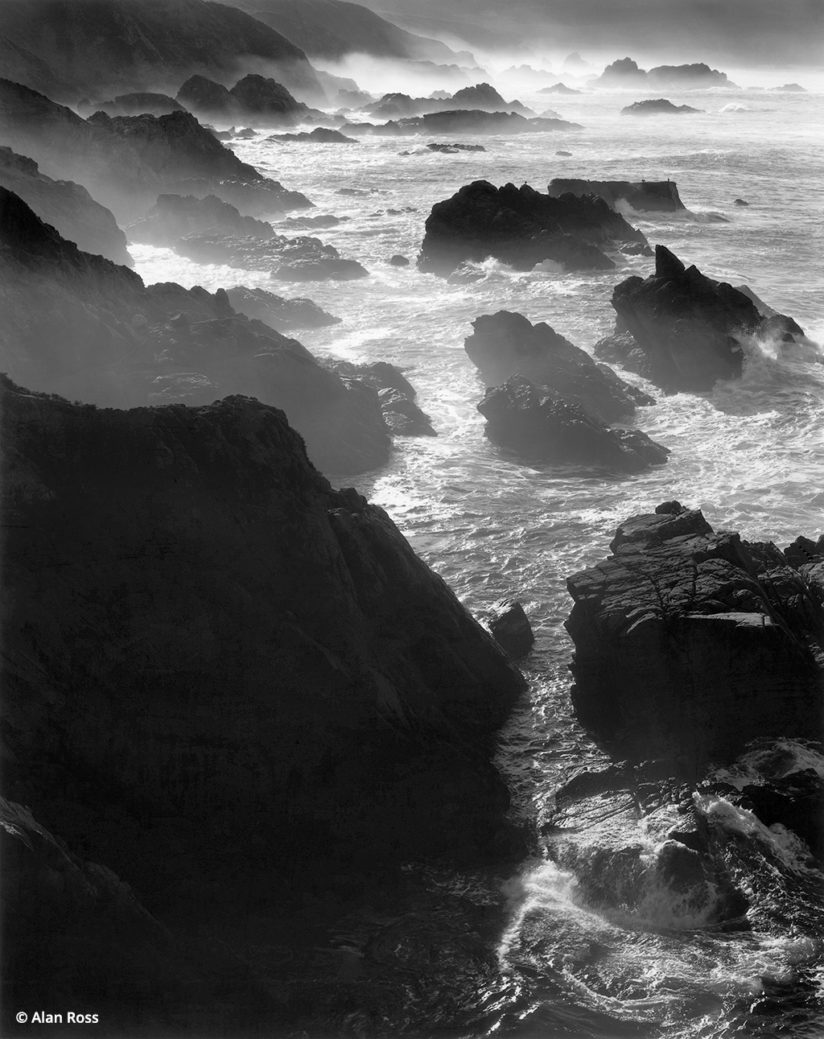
[0, 78, 311, 221]
[622, 99, 703, 116]
[268, 127, 357, 143]
[2, 375, 524, 1028]
[565, 501, 824, 768]
[90, 92, 186, 117]
[598, 58, 733, 90]
[596, 245, 809, 392]
[329, 360, 436, 436]
[225, 284, 339, 331]
[0, 146, 132, 265]
[365, 83, 533, 120]
[343, 110, 582, 137]
[548, 178, 687, 213]
[418, 180, 648, 275]
[177, 72, 323, 126]
[478, 376, 669, 471]
[465, 311, 653, 423]
[1, 188, 381, 472]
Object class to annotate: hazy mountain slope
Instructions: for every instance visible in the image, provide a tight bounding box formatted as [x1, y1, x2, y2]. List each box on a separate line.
[0, 0, 322, 101]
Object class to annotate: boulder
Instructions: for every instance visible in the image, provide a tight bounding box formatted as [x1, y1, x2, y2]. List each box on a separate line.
[0, 188, 383, 474]
[225, 285, 339, 331]
[606, 245, 809, 392]
[1, 375, 524, 1029]
[329, 360, 435, 436]
[418, 180, 648, 276]
[465, 311, 654, 423]
[621, 99, 703, 115]
[477, 376, 669, 472]
[488, 599, 535, 659]
[598, 58, 732, 90]
[565, 501, 824, 768]
[548, 178, 687, 213]
[0, 146, 131, 265]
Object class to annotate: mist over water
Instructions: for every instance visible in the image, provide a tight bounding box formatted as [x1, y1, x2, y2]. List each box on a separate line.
[131, 68, 824, 1038]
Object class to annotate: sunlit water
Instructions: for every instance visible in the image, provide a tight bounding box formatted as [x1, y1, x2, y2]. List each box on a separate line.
[133, 85, 824, 1038]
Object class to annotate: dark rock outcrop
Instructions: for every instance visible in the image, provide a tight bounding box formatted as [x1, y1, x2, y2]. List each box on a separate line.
[418, 180, 648, 276]
[129, 192, 275, 242]
[366, 83, 533, 121]
[0, 0, 322, 102]
[0, 187, 382, 472]
[427, 142, 486, 153]
[477, 376, 669, 471]
[0, 79, 311, 221]
[268, 127, 357, 143]
[599, 58, 732, 90]
[622, 99, 703, 116]
[566, 501, 824, 768]
[603, 245, 809, 392]
[225, 284, 340, 331]
[548, 178, 686, 213]
[91, 92, 186, 116]
[330, 361, 436, 436]
[344, 110, 581, 137]
[1, 374, 524, 1029]
[465, 311, 653, 423]
[488, 599, 535, 659]
[0, 146, 131, 265]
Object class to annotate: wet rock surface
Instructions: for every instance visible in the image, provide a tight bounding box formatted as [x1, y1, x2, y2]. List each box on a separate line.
[566, 501, 824, 769]
[418, 180, 648, 275]
[329, 360, 436, 436]
[548, 178, 687, 213]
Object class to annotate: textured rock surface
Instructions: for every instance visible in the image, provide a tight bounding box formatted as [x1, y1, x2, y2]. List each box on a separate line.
[548, 178, 686, 213]
[599, 59, 732, 89]
[0, 188, 384, 473]
[488, 599, 535, 659]
[566, 501, 824, 768]
[0, 146, 131, 264]
[225, 284, 340, 331]
[0, 79, 311, 222]
[465, 311, 653, 423]
[330, 360, 436, 436]
[477, 376, 669, 471]
[0, 0, 322, 101]
[178, 73, 323, 125]
[418, 181, 647, 276]
[606, 245, 809, 392]
[91, 91, 186, 116]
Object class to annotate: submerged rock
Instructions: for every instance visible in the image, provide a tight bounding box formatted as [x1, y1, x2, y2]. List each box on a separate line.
[0, 188, 382, 473]
[477, 376, 669, 472]
[418, 180, 648, 276]
[1, 375, 524, 1028]
[621, 99, 703, 115]
[0, 146, 131, 265]
[465, 311, 653, 423]
[603, 245, 809, 392]
[566, 501, 824, 768]
[548, 178, 687, 213]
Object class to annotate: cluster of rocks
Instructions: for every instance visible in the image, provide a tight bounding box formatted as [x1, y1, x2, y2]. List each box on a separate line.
[343, 110, 582, 138]
[363, 82, 534, 121]
[176, 72, 325, 126]
[465, 311, 667, 472]
[418, 180, 650, 276]
[598, 58, 734, 89]
[328, 360, 436, 436]
[128, 192, 368, 281]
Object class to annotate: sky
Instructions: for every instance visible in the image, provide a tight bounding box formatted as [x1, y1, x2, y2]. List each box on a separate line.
[365, 0, 824, 70]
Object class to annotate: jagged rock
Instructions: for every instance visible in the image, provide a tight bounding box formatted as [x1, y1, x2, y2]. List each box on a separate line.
[0, 0, 322, 101]
[389, 254, 410, 266]
[344, 110, 581, 138]
[488, 599, 534, 659]
[128, 193, 275, 243]
[548, 178, 687, 213]
[465, 311, 654, 423]
[0, 188, 383, 473]
[329, 360, 435, 436]
[607, 245, 810, 392]
[91, 92, 186, 117]
[365, 84, 533, 121]
[0, 79, 311, 221]
[280, 213, 346, 229]
[176, 74, 237, 118]
[622, 99, 703, 115]
[225, 285, 339, 331]
[0, 146, 131, 265]
[599, 59, 732, 89]
[418, 181, 648, 276]
[268, 127, 357, 143]
[565, 502, 824, 767]
[477, 376, 669, 471]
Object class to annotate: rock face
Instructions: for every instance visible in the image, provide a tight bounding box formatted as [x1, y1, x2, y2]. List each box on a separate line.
[127, 193, 367, 281]
[488, 600, 535, 659]
[418, 181, 648, 276]
[566, 501, 824, 769]
[330, 360, 436, 436]
[0, 0, 322, 102]
[0, 79, 311, 221]
[465, 311, 653, 423]
[225, 284, 340, 331]
[366, 84, 533, 120]
[0, 146, 131, 265]
[478, 376, 669, 472]
[1, 375, 523, 1028]
[622, 99, 703, 115]
[0, 187, 383, 473]
[603, 245, 809, 392]
[548, 178, 686, 213]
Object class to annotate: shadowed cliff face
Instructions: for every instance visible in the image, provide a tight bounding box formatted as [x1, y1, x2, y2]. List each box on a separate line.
[2, 377, 524, 879]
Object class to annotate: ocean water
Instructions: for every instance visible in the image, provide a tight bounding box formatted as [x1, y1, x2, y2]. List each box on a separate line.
[133, 84, 824, 1038]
